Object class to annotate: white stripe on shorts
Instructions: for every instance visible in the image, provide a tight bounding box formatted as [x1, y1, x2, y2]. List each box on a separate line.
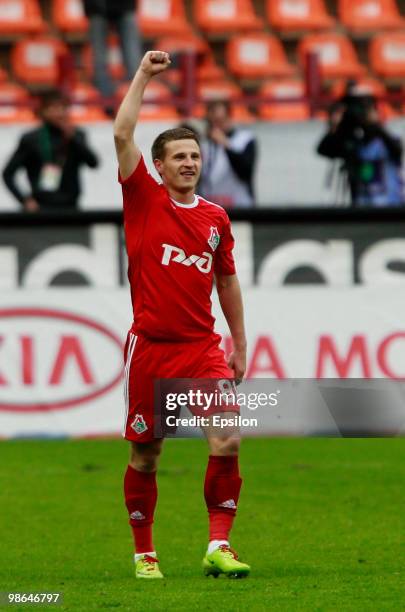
[123, 333, 137, 436]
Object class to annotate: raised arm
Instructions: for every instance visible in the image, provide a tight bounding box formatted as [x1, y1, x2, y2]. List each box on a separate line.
[113, 50, 171, 180]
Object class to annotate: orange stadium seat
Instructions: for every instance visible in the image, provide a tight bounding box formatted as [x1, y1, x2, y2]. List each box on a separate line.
[267, 0, 335, 32]
[52, 0, 89, 34]
[369, 33, 405, 79]
[69, 82, 108, 122]
[298, 33, 366, 80]
[117, 80, 180, 121]
[197, 53, 226, 82]
[339, 0, 405, 33]
[331, 77, 397, 119]
[82, 34, 125, 81]
[0, 0, 46, 35]
[194, 0, 263, 35]
[0, 68, 8, 82]
[226, 34, 295, 80]
[258, 80, 310, 121]
[156, 34, 226, 83]
[193, 80, 255, 122]
[138, 0, 192, 37]
[158, 33, 208, 56]
[11, 37, 69, 86]
[0, 82, 36, 123]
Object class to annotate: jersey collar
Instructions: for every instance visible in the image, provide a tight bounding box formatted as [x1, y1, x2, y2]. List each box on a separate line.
[170, 194, 199, 209]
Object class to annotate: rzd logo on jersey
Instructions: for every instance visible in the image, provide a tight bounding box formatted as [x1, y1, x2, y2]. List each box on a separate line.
[161, 244, 212, 274]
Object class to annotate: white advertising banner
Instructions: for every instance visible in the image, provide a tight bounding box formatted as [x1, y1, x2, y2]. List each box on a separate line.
[1, 288, 405, 438]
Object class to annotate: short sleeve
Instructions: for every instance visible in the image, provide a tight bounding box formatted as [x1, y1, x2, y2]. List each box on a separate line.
[214, 214, 236, 275]
[119, 156, 160, 222]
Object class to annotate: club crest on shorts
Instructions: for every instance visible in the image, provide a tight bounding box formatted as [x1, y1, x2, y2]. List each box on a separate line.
[131, 414, 148, 434]
[208, 226, 220, 251]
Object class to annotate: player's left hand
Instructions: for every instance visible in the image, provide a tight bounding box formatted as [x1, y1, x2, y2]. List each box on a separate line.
[227, 349, 246, 385]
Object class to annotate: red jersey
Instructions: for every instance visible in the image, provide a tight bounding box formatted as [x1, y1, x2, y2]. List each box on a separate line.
[119, 157, 236, 342]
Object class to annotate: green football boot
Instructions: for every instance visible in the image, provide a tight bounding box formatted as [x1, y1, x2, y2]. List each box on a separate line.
[202, 545, 250, 578]
[135, 554, 164, 579]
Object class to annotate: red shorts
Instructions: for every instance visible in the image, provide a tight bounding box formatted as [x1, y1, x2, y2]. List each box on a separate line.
[122, 333, 236, 442]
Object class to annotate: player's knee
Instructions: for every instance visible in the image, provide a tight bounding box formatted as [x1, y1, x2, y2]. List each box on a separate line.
[133, 457, 158, 472]
[221, 436, 240, 455]
[129, 441, 162, 472]
[211, 436, 240, 456]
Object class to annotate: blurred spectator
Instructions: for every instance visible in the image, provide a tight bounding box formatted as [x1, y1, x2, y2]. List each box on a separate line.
[83, 0, 142, 98]
[2, 91, 99, 212]
[317, 85, 403, 207]
[199, 101, 257, 208]
[177, 121, 201, 140]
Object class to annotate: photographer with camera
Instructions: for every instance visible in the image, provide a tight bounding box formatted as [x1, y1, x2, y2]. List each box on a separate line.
[317, 83, 403, 207]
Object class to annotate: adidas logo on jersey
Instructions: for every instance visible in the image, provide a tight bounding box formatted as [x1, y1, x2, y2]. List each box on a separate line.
[218, 499, 237, 509]
[130, 511, 146, 520]
[161, 244, 212, 274]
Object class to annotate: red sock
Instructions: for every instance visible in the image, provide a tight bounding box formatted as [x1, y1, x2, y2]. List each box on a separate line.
[204, 455, 242, 542]
[124, 465, 157, 554]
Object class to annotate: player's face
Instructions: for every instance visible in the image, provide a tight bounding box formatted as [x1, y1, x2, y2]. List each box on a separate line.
[155, 140, 202, 193]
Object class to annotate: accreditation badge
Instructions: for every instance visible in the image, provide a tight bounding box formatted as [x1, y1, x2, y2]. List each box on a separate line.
[38, 163, 62, 191]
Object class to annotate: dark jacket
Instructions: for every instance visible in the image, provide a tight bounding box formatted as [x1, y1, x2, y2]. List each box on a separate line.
[2, 123, 99, 209]
[317, 123, 402, 165]
[83, 0, 136, 19]
[224, 128, 256, 199]
[317, 122, 402, 203]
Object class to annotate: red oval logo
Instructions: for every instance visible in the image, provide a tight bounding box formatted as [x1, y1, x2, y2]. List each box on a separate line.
[0, 308, 124, 412]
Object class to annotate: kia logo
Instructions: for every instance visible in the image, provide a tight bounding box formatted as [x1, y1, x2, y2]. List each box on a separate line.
[0, 308, 124, 412]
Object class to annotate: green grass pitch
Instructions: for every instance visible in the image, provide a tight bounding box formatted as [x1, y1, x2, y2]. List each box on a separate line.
[0, 438, 404, 611]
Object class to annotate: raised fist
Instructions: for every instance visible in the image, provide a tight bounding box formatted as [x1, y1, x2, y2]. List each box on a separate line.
[140, 51, 171, 77]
